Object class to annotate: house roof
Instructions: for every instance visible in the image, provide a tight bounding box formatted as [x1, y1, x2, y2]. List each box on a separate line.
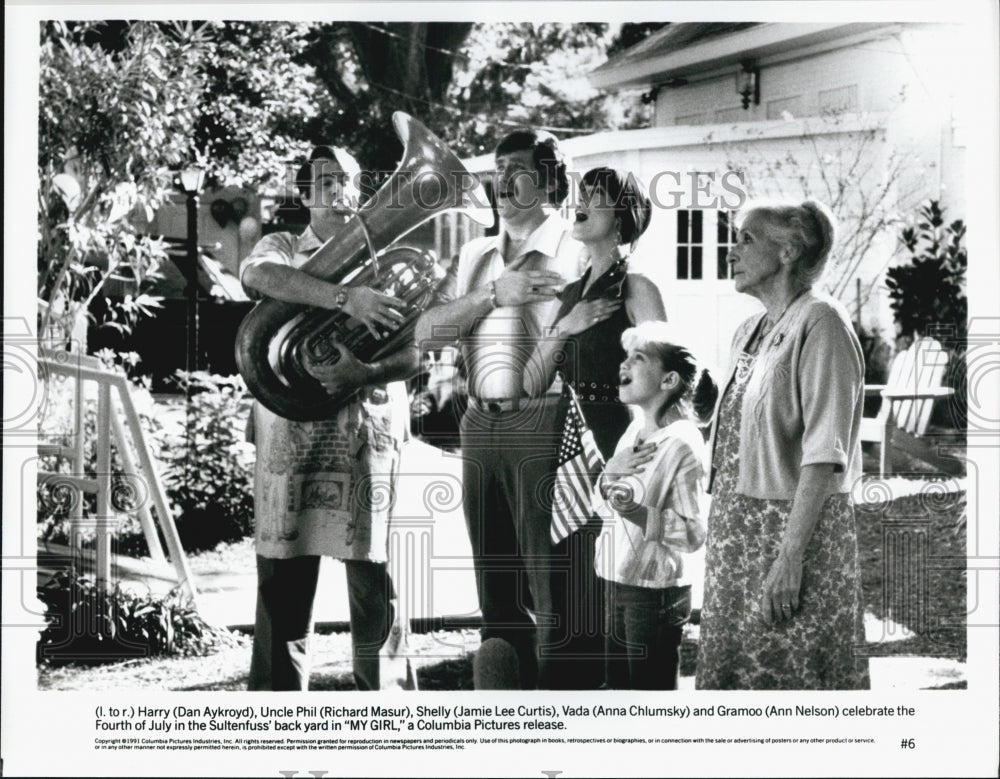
[599, 23, 760, 73]
[590, 22, 897, 90]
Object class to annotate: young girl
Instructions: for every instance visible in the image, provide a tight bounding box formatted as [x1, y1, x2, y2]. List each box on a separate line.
[593, 321, 718, 690]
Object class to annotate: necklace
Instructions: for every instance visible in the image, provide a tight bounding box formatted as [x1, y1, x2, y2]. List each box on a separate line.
[749, 289, 806, 353]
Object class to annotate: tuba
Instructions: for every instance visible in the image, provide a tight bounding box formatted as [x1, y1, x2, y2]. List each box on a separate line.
[235, 112, 491, 421]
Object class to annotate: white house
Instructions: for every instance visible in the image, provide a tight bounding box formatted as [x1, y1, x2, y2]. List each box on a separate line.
[445, 21, 970, 370]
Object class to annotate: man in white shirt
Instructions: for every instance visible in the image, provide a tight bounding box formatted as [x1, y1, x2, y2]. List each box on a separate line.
[416, 130, 599, 689]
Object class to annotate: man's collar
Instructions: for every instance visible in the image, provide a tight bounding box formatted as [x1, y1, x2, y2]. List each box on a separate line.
[495, 211, 569, 262]
[299, 225, 325, 252]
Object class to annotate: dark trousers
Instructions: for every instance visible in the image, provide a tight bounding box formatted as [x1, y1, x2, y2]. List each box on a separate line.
[248, 555, 395, 691]
[603, 579, 691, 690]
[460, 399, 605, 690]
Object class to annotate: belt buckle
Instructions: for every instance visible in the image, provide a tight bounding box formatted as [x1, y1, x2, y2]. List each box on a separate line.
[474, 396, 518, 414]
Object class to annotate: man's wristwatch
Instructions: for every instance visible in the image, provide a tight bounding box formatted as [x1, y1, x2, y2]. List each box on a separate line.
[333, 287, 349, 310]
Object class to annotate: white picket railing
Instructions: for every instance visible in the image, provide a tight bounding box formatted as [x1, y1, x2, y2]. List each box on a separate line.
[37, 348, 199, 607]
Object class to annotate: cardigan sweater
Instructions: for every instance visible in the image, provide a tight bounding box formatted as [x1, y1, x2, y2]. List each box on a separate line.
[708, 291, 864, 500]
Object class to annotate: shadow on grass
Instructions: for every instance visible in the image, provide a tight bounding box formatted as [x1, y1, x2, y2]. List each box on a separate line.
[856, 487, 967, 662]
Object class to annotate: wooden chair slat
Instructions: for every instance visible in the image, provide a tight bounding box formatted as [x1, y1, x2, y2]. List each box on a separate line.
[860, 337, 955, 476]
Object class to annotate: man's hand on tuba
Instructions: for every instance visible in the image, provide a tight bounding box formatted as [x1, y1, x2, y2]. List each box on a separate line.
[340, 286, 407, 339]
[304, 341, 372, 398]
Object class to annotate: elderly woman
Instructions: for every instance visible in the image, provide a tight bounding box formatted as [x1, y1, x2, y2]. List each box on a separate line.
[695, 200, 870, 690]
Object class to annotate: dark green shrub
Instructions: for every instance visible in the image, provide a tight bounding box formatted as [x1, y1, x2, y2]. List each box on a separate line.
[885, 200, 967, 429]
[38, 368, 255, 557]
[37, 570, 234, 666]
[158, 371, 254, 552]
[886, 201, 967, 342]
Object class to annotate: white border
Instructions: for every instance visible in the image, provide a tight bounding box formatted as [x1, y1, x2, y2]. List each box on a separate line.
[5, 3, 998, 778]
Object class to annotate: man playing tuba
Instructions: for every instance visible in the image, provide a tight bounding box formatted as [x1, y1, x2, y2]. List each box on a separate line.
[241, 145, 417, 691]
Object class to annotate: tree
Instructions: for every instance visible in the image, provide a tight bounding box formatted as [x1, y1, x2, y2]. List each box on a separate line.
[38, 21, 208, 347]
[299, 22, 651, 173]
[192, 21, 319, 190]
[885, 200, 967, 342]
[707, 101, 925, 313]
[38, 21, 322, 349]
[301, 22, 475, 176]
[606, 22, 670, 57]
[445, 23, 652, 157]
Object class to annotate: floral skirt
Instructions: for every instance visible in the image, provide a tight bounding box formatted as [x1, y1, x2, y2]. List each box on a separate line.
[696, 369, 870, 690]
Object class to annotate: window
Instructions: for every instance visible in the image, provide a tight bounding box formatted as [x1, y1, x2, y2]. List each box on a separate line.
[819, 85, 858, 114]
[675, 209, 737, 282]
[713, 106, 746, 124]
[676, 209, 703, 280]
[766, 95, 803, 120]
[716, 210, 738, 279]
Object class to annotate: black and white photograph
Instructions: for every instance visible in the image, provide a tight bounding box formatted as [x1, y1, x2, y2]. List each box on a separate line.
[3, 1, 998, 777]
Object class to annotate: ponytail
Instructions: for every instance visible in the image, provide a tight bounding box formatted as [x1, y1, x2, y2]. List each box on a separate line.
[691, 367, 719, 428]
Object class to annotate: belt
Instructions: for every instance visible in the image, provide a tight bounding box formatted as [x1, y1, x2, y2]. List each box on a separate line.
[468, 396, 522, 414]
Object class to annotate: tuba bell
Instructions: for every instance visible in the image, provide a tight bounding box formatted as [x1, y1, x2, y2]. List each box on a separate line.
[235, 112, 491, 421]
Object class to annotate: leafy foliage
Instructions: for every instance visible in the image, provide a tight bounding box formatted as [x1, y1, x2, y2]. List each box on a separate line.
[885, 200, 968, 430]
[445, 23, 652, 157]
[158, 372, 255, 552]
[38, 21, 319, 352]
[885, 200, 967, 342]
[38, 21, 208, 346]
[300, 22, 475, 176]
[606, 22, 670, 57]
[301, 22, 652, 172]
[37, 571, 233, 666]
[191, 21, 318, 189]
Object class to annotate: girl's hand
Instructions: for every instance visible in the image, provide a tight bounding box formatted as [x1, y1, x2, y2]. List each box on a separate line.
[601, 441, 658, 517]
[557, 298, 622, 337]
[603, 440, 657, 480]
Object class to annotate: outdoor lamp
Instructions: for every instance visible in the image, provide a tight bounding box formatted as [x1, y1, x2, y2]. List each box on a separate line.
[737, 61, 760, 110]
[179, 164, 205, 382]
[179, 165, 205, 195]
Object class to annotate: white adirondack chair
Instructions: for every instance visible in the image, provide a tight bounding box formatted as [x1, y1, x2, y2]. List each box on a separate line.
[860, 337, 958, 476]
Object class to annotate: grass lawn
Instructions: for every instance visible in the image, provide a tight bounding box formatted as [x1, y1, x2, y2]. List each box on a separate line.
[37, 444, 968, 691]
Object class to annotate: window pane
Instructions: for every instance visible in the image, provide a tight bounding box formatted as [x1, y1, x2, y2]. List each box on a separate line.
[717, 211, 729, 243]
[677, 210, 689, 242]
[718, 247, 730, 279]
[691, 247, 702, 280]
[691, 210, 703, 243]
[676, 246, 688, 279]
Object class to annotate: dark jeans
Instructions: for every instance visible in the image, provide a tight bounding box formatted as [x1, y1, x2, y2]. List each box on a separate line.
[603, 579, 691, 690]
[248, 555, 395, 691]
[460, 398, 605, 690]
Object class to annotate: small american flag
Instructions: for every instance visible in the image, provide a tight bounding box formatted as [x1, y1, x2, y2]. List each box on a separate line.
[551, 382, 605, 544]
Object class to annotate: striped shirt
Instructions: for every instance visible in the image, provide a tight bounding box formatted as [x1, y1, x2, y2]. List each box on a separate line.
[593, 418, 708, 588]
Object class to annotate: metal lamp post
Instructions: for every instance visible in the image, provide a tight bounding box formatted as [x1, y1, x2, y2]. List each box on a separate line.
[178, 166, 205, 380]
[178, 166, 205, 477]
